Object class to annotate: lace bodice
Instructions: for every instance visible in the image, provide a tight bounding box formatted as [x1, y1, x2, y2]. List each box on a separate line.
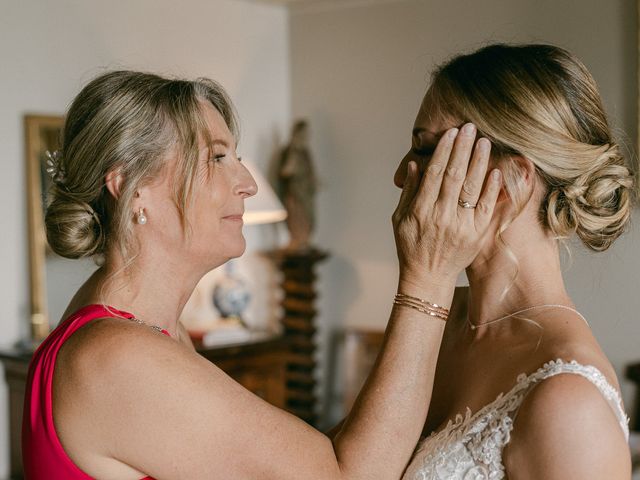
[402, 359, 629, 480]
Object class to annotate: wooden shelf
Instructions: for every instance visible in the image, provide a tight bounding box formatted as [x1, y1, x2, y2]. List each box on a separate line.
[267, 247, 328, 427]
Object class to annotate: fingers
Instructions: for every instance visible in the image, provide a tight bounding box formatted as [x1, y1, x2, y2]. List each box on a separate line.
[406, 123, 497, 234]
[437, 123, 478, 212]
[474, 168, 502, 231]
[459, 137, 492, 207]
[414, 127, 459, 208]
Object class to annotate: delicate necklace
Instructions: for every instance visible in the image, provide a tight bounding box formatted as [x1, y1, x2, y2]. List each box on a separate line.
[130, 316, 170, 336]
[467, 304, 589, 331]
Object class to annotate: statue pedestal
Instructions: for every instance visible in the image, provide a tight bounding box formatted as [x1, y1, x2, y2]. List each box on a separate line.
[267, 247, 328, 425]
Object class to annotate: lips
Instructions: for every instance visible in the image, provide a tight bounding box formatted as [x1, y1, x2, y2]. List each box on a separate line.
[223, 214, 244, 221]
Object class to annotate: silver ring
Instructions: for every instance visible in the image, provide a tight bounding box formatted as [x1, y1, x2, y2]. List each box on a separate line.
[458, 199, 477, 209]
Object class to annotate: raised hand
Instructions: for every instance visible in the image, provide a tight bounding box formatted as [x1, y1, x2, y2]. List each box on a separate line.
[393, 123, 502, 293]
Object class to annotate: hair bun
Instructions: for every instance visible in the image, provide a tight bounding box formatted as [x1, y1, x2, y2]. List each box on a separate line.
[45, 189, 105, 259]
[547, 144, 634, 252]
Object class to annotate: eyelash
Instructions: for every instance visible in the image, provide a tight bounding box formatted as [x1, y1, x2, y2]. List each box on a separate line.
[210, 154, 243, 163]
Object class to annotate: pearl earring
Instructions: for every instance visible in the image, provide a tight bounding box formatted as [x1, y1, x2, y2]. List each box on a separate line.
[136, 208, 147, 225]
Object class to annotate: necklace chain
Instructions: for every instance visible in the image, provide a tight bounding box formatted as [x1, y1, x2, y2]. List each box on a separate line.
[467, 304, 589, 331]
[130, 316, 167, 335]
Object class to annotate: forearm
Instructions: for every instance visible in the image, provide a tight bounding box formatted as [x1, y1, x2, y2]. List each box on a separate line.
[332, 279, 453, 480]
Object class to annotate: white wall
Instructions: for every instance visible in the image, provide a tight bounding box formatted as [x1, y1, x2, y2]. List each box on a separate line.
[0, 0, 290, 475]
[289, 0, 639, 424]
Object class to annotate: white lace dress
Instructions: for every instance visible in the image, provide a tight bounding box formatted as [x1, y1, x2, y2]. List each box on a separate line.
[402, 359, 630, 480]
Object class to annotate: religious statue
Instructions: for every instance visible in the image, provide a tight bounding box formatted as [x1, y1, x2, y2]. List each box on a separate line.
[276, 120, 318, 250]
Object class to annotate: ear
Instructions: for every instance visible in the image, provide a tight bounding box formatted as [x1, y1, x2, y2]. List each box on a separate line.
[511, 155, 536, 188]
[495, 154, 535, 194]
[493, 154, 537, 216]
[105, 168, 125, 200]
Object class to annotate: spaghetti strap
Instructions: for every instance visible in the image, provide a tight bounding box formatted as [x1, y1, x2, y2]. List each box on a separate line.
[513, 359, 629, 441]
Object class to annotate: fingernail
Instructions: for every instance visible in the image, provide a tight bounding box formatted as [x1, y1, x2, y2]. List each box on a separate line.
[447, 127, 459, 139]
[462, 123, 476, 136]
[492, 169, 501, 180]
[406, 161, 414, 175]
[477, 138, 490, 152]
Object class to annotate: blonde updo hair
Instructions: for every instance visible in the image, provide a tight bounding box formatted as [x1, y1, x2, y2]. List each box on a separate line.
[45, 71, 237, 261]
[429, 44, 635, 252]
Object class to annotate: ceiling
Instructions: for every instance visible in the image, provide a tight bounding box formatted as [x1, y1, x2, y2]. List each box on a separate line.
[248, 0, 398, 7]
[248, 0, 324, 4]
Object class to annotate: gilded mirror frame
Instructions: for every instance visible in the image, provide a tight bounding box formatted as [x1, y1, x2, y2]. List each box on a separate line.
[25, 114, 64, 342]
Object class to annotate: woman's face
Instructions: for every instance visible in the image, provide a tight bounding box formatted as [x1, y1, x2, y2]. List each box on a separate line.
[394, 92, 509, 259]
[394, 92, 459, 189]
[144, 102, 257, 269]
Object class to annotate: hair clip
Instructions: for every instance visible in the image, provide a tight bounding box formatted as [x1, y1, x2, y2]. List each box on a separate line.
[45, 150, 66, 185]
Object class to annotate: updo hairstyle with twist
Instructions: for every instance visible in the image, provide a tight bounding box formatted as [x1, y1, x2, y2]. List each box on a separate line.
[45, 71, 237, 261]
[428, 44, 635, 252]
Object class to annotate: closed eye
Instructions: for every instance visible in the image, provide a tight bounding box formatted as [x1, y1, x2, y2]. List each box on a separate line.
[209, 151, 242, 163]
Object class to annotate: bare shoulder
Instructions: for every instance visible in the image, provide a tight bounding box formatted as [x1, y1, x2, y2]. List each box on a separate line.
[54, 316, 335, 480]
[504, 369, 631, 479]
[501, 307, 631, 478]
[54, 317, 223, 476]
[57, 315, 202, 383]
[55, 316, 226, 429]
[532, 307, 620, 387]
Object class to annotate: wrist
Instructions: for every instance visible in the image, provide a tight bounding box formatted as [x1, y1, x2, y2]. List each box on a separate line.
[397, 275, 456, 309]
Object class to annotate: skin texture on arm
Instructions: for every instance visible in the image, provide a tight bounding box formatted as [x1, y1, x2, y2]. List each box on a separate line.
[504, 374, 631, 480]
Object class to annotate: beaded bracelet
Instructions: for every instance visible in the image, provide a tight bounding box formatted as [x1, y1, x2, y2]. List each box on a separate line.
[393, 293, 449, 321]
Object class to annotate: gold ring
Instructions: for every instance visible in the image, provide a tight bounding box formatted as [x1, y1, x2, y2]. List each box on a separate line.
[458, 199, 477, 209]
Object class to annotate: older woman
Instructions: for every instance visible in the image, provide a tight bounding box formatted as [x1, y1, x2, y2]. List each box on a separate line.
[397, 44, 633, 479]
[22, 71, 501, 479]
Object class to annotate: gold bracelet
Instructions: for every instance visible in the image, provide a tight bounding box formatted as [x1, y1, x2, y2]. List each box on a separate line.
[395, 293, 449, 314]
[394, 293, 449, 321]
[394, 302, 448, 320]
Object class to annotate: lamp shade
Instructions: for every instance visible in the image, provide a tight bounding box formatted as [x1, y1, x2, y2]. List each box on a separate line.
[242, 159, 287, 225]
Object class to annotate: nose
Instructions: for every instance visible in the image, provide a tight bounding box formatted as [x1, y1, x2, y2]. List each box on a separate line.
[236, 163, 258, 198]
[394, 152, 411, 189]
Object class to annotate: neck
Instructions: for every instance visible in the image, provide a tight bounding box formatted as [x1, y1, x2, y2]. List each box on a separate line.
[465, 219, 572, 334]
[79, 245, 221, 337]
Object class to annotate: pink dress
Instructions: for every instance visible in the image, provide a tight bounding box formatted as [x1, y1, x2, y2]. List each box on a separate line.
[22, 304, 169, 480]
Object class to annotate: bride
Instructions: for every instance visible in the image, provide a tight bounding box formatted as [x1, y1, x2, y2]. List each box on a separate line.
[395, 44, 633, 479]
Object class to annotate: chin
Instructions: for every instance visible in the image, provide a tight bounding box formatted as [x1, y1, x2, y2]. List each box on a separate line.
[228, 238, 247, 259]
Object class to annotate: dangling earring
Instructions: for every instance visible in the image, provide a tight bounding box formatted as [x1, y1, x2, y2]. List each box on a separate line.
[136, 208, 147, 225]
